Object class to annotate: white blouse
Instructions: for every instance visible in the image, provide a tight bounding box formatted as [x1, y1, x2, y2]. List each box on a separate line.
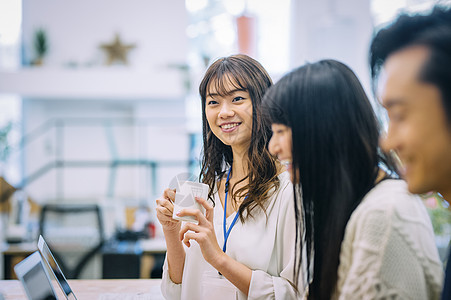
[160, 171, 300, 300]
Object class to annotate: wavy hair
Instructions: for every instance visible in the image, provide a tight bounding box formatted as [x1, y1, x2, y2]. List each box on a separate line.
[199, 54, 279, 221]
[263, 59, 398, 299]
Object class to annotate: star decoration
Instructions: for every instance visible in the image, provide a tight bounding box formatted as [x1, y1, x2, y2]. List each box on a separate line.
[100, 33, 136, 65]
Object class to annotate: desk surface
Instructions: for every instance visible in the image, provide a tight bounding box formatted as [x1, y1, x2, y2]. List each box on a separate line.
[0, 279, 163, 300]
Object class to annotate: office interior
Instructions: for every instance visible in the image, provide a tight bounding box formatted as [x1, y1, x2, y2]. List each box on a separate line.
[0, 0, 450, 281]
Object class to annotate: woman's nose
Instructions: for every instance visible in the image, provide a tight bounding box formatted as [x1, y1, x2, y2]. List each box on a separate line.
[268, 136, 278, 156]
[218, 103, 234, 118]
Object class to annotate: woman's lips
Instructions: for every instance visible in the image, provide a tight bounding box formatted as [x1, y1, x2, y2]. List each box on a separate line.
[220, 122, 241, 133]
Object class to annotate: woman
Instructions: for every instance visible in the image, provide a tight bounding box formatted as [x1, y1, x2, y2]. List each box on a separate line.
[156, 54, 299, 299]
[263, 59, 443, 299]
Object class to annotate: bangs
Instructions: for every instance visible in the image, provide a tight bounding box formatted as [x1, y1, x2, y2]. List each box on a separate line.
[207, 69, 248, 97]
[262, 82, 290, 126]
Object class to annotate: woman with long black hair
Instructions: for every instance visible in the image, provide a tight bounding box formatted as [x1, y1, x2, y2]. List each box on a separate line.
[263, 59, 442, 299]
[156, 54, 299, 299]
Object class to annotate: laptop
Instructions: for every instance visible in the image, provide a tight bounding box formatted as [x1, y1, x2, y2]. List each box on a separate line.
[14, 235, 155, 300]
[14, 251, 58, 300]
[37, 235, 77, 300]
[14, 236, 78, 300]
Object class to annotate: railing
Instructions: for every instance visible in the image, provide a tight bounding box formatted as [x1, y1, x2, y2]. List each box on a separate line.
[11, 117, 199, 202]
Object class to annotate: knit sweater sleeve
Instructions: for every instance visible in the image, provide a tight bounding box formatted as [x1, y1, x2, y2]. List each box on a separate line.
[335, 181, 443, 300]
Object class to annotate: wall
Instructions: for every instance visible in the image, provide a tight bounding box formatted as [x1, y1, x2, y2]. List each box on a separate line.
[21, 0, 188, 69]
[289, 0, 373, 96]
[17, 1, 191, 205]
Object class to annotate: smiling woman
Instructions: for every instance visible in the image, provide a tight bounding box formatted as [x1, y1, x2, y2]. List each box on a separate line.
[156, 54, 301, 299]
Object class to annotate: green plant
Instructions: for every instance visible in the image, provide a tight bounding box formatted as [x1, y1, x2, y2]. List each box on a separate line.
[34, 28, 47, 57]
[32, 28, 48, 65]
[422, 192, 451, 236]
[0, 121, 12, 163]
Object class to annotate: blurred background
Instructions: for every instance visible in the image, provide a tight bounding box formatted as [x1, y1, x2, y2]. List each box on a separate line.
[0, 0, 450, 280]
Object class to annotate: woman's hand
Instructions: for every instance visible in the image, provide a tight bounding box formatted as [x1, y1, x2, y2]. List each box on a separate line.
[178, 197, 225, 267]
[155, 188, 181, 233]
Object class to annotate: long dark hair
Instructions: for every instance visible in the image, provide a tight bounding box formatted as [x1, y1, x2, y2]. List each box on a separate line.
[263, 59, 398, 299]
[199, 54, 279, 221]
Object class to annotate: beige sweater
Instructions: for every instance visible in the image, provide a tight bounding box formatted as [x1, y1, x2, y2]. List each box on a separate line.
[334, 179, 443, 300]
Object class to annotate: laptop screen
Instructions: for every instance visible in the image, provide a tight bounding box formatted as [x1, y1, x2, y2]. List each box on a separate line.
[14, 251, 57, 300]
[38, 235, 77, 300]
[23, 263, 57, 300]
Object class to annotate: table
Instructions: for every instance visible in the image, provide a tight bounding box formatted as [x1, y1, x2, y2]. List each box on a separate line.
[0, 279, 163, 300]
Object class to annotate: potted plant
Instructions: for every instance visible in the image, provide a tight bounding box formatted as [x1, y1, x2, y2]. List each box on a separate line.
[32, 28, 48, 66]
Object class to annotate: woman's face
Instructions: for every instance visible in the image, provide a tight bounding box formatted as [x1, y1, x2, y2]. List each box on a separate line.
[205, 79, 253, 152]
[268, 124, 293, 181]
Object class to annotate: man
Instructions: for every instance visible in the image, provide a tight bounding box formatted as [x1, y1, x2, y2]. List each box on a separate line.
[369, 6, 451, 300]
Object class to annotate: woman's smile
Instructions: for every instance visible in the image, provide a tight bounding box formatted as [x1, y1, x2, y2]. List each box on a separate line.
[219, 122, 242, 132]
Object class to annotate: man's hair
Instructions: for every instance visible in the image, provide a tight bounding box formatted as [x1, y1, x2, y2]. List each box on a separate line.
[369, 6, 451, 122]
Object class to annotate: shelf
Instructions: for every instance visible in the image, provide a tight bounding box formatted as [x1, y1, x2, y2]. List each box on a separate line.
[0, 67, 185, 100]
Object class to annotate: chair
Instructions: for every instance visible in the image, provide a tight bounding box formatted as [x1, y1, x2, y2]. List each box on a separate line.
[38, 203, 105, 279]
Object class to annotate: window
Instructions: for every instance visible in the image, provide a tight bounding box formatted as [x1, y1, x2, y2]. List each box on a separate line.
[371, 0, 451, 29]
[185, 0, 290, 74]
[0, 0, 22, 185]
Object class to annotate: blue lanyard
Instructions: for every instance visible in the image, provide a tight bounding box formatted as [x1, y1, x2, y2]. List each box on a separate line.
[222, 168, 241, 253]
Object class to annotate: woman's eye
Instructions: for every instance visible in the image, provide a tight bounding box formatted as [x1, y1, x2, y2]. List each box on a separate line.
[207, 100, 218, 105]
[232, 96, 244, 102]
[274, 129, 286, 136]
[389, 112, 405, 122]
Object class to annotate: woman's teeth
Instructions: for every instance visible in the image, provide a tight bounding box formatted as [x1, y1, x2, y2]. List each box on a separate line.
[221, 123, 239, 129]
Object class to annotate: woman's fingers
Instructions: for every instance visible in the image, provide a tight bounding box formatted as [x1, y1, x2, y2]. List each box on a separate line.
[195, 196, 214, 223]
[180, 224, 210, 248]
[175, 197, 213, 224]
[163, 188, 176, 202]
[155, 191, 182, 233]
[181, 231, 195, 247]
[176, 199, 218, 260]
[156, 198, 174, 216]
[156, 205, 171, 220]
[155, 196, 180, 231]
[179, 222, 201, 241]
[176, 207, 207, 224]
[178, 211, 222, 265]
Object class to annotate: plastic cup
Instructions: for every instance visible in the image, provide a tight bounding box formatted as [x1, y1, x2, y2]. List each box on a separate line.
[172, 181, 209, 223]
